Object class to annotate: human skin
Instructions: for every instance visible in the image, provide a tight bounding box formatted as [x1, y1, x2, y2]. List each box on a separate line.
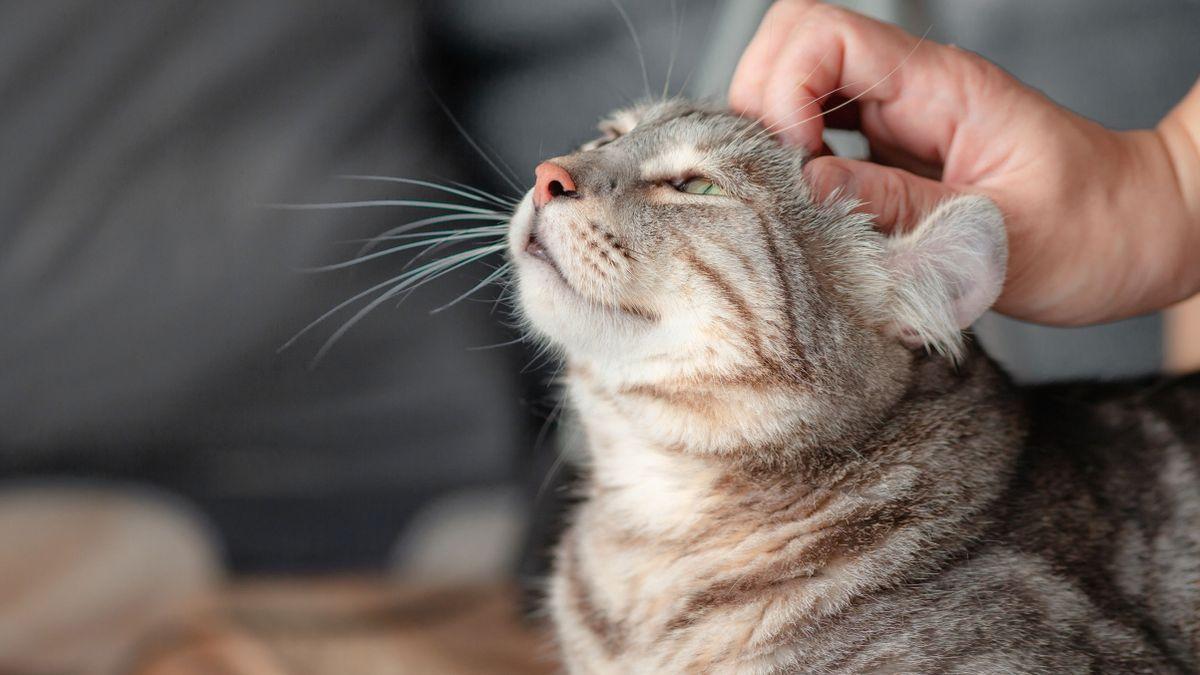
[729, 0, 1200, 326]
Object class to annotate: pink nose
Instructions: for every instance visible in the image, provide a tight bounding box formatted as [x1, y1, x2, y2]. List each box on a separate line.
[533, 161, 577, 208]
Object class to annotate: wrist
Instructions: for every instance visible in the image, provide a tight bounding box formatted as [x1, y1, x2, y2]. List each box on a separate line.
[1156, 81, 1200, 298]
[1120, 126, 1200, 311]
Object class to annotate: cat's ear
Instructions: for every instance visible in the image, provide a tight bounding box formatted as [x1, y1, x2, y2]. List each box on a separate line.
[884, 196, 1007, 360]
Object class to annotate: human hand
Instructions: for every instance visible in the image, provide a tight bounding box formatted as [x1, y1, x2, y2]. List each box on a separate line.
[730, 0, 1200, 325]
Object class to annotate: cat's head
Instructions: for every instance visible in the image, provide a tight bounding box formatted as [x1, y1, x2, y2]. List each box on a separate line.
[508, 100, 1005, 439]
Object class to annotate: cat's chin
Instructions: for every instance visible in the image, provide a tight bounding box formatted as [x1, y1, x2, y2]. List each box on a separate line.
[509, 195, 574, 289]
[512, 268, 652, 364]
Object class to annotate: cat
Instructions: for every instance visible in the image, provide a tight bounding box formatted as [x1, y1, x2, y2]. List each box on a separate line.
[505, 99, 1200, 673]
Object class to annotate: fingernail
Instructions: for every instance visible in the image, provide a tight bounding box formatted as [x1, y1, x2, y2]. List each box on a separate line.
[805, 161, 856, 202]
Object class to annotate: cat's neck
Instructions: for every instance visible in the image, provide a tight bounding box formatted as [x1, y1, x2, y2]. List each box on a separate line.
[565, 348, 1025, 538]
[553, 350, 1027, 668]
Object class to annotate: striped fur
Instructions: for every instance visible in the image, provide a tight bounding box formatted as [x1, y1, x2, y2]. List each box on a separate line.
[508, 101, 1199, 673]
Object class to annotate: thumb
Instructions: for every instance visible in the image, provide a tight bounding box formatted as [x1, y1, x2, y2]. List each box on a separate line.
[803, 156, 961, 233]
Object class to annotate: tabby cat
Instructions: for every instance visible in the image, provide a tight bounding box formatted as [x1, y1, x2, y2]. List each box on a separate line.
[507, 99, 1200, 673]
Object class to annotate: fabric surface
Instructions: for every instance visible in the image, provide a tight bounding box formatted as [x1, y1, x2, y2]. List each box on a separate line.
[0, 1, 527, 570]
[0, 484, 220, 675]
[128, 581, 553, 675]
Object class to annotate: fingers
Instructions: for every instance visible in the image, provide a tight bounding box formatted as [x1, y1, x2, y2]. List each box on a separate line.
[730, 2, 952, 154]
[803, 156, 961, 232]
[729, 0, 818, 124]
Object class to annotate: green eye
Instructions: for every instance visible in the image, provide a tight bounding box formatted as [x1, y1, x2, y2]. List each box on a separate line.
[678, 177, 725, 196]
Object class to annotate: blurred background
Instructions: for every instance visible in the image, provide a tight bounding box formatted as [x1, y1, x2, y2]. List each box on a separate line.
[1, 1, 1197, 673]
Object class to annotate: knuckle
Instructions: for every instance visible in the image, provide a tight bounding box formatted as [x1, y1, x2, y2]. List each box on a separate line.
[764, 0, 807, 24]
[879, 170, 915, 227]
[952, 47, 1004, 90]
[809, 3, 850, 26]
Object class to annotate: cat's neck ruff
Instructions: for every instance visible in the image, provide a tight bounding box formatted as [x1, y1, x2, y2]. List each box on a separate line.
[563, 349, 1019, 538]
[552, 350, 1028, 673]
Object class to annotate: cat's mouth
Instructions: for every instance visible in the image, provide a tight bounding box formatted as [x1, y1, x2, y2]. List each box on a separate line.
[525, 223, 567, 280]
[520, 215, 583, 297]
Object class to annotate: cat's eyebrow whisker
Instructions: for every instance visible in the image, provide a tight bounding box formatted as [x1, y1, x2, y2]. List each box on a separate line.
[737, 82, 860, 148]
[675, 0, 719, 100]
[334, 175, 510, 207]
[766, 26, 931, 142]
[609, 0, 652, 100]
[747, 81, 862, 144]
[733, 46, 834, 136]
[661, 0, 681, 101]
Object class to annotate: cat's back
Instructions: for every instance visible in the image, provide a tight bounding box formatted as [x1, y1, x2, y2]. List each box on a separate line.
[999, 371, 1200, 669]
[818, 370, 1200, 674]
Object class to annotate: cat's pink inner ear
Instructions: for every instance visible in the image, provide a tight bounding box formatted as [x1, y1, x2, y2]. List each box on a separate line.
[885, 195, 1008, 359]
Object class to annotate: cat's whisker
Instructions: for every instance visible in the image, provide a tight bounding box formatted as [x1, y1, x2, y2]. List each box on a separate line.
[281, 243, 505, 355]
[661, 0, 681, 101]
[534, 396, 570, 504]
[609, 0, 652, 100]
[398, 228, 506, 273]
[263, 199, 499, 215]
[308, 243, 507, 365]
[305, 230, 507, 272]
[465, 335, 527, 352]
[334, 175, 510, 207]
[426, 89, 527, 199]
[732, 46, 833, 140]
[675, 0, 719, 100]
[346, 224, 508, 245]
[747, 81, 862, 144]
[430, 261, 513, 314]
[766, 27, 931, 142]
[448, 180, 522, 207]
[357, 213, 509, 255]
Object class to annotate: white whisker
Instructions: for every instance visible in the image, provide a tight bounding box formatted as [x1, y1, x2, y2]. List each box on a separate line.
[334, 174, 507, 207]
[661, 0, 681, 100]
[449, 180, 522, 207]
[306, 230, 506, 272]
[431, 262, 513, 314]
[609, 0, 651, 100]
[264, 199, 498, 214]
[466, 335, 527, 352]
[767, 26, 931, 142]
[426, 90, 527, 198]
[357, 213, 509, 255]
[310, 244, 506, 365]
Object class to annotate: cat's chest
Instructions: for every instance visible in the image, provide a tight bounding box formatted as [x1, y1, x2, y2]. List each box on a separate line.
[548, 493, 882, 674]
[549, 515, 771, 674]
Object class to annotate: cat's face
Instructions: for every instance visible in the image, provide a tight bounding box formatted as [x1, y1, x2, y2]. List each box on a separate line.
[508, 100, 1004, 430]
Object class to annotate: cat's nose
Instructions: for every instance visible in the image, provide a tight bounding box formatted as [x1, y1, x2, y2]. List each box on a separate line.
[533, 161, 577, 208]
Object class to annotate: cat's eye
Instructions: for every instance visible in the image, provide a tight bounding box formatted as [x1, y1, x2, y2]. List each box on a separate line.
[677, 177, 726, 196]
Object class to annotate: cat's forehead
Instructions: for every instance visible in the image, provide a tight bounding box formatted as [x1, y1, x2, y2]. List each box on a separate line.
[599, 100, 749, 148]
[589, 100, 804, 190]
